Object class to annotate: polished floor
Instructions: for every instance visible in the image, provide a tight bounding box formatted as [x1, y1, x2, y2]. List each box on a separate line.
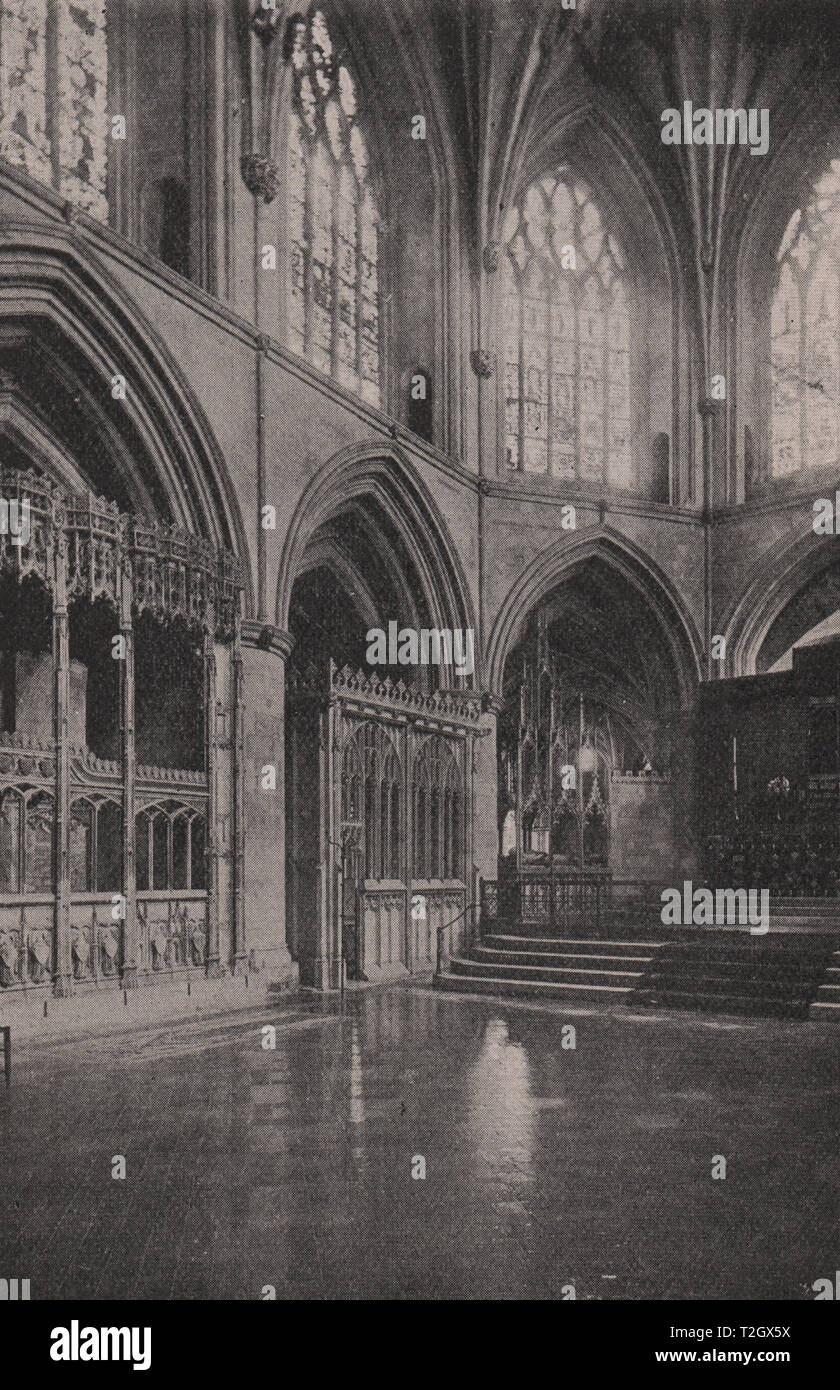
[1, 983, 838, 1300]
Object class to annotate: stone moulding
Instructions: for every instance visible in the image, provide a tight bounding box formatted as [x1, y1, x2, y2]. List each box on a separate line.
[288, 658, 482, 726]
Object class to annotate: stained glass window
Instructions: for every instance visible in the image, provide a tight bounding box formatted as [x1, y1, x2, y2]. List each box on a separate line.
[771, 162, 840, 477]
[0, 0, 108, 221]
[286, 9, 381, 407]
[502, 167, 631, 487]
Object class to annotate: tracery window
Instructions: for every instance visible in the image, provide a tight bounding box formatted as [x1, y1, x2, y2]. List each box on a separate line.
[502, 166, 631, 486]
[70, 797, 122, 893]
[343, 723, 401, 881]
[0, 0, 108, 220]
[135, 803, 206, 893]
[0, 788, 55, 894]
[771, 161, 840, 476]
[286, 8, 381, 406]
[412, 737, 461, 881]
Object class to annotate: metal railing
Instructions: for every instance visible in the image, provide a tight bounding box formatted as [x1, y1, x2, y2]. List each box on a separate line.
[435, 902, 476, 975]
[481, 873, 668, 933]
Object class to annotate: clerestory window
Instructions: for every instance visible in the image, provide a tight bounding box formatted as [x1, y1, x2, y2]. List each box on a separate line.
[286, 8, 381, 407]
[502, 166, 631, 487]
[771, 161, 840, 477]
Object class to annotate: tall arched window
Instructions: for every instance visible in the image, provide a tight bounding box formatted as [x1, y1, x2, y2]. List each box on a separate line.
[502, 166, 631, 487]
[771, 162, 840, 477]
[286, 8, 381, 407]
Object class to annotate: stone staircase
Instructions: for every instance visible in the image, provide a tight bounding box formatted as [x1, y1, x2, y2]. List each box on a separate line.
[630, 932, 837, 1020]
[436, 931, 667, 1007]
[436, 915, 840, 1021]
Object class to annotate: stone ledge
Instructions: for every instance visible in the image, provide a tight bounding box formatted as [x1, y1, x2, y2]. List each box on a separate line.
[0, 972, 290, 1045]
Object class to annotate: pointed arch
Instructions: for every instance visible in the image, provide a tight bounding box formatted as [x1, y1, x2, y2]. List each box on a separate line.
[0, 225, 252, 605]
[486, 526, 702, 705]
[736, 86, 840, 499]
[723, 526, 840, 676]
[276, 440, 477, 674]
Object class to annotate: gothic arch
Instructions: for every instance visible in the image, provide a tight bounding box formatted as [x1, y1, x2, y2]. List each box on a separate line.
[0, 225, 252, 603]
[735, 87, 840, 499]
[723, 526, 840, 676]
[502, 95, 683, 288]
[277, 440, 477, 670]
[486, 526, 703, 704]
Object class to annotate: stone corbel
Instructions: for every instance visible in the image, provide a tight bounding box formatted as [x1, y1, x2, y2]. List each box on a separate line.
[251, 2, 283, 45]
[470, 348, 496, 379]
[240, 152, 281, 203]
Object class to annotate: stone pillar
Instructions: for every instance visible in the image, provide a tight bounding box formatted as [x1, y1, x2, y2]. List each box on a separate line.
[204, 625, 223, 978]
[239, 621, 296, 989]
[474, 695, 502, 887]
[52, 536, 72, 997]
[119, 565, 138, 988]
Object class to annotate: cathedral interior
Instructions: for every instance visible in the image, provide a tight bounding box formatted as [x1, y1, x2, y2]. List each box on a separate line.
[0, 0, 839, 1013]
[4, 0, 840, 1312]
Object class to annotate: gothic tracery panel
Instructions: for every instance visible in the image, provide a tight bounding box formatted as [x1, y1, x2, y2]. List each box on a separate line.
[412, 736, 462, 881]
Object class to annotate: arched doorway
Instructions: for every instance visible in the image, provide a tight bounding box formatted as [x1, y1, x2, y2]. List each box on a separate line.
[496, 554, 687, 921]
[284, 497, 479, 988]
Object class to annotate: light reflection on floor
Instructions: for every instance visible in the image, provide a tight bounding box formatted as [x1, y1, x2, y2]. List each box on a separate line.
[1, 983, 837, 1300]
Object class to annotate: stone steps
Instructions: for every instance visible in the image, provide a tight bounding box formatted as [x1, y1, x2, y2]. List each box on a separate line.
[436, 964, 634, 1005]
[435, 921, 840, 1020]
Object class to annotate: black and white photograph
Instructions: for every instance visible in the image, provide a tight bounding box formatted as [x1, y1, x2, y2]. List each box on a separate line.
[0, 0, 837, 1352]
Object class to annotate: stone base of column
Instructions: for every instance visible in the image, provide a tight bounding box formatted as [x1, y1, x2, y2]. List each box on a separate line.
[52, 972, 74, 998]
[121, 965, 140, 990]
[231, 954, 249, 978]
[205, 957, 227, 980]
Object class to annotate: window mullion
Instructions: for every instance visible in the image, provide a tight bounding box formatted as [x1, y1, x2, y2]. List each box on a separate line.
[603, 289, 610, 489]
[546, 256, 554, 475]
[355, 172, 364, 384]
[302, 121, 315, 361]
[330, 146, 340, 379]
[518, 257, 525, 471]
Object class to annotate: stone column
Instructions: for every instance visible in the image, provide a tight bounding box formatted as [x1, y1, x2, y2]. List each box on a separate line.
[52, 533, 72, 997]
[204, 624, 223, 978]
[474, 694, 502, 895]
[239, 620, 296, 989]
[119, 561, 138, 987]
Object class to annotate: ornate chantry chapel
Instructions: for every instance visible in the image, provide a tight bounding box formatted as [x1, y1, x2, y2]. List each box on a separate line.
[3, 0, 840, 1015]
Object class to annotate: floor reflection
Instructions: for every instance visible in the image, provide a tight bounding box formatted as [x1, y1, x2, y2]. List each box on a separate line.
[3, 983, 838, 1299]
[465, 1017, 535, 1186]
